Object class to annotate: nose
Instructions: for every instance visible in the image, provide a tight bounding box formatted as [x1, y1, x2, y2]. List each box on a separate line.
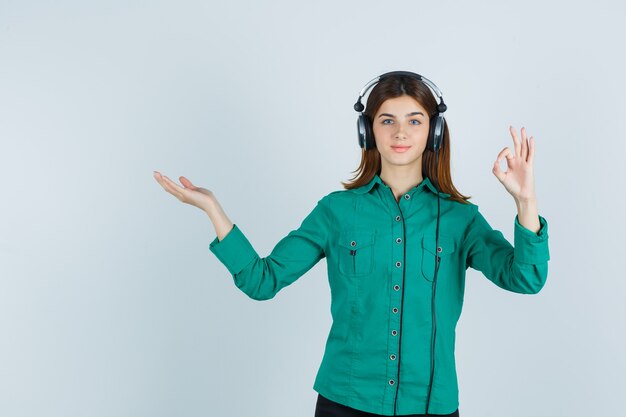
[394, 124, 407, 140]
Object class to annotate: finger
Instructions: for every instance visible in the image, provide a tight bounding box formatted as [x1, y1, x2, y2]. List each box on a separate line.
[492, 159, 506, 182]
[180, 176, 197, 190]
[496, 146, 513, 164]
[162, 175, 184, 192]
[493, 147, 511, 180]
[509, 125, 521, 158]
[520, 127, 528, 161]
[161, 175, 186, 199]
[153, 171, 172, 191]
[527, 136, 535, 164]
[155, 175, 181, 199]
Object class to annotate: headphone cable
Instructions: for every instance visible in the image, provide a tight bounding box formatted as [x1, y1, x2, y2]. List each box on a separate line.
[425, 147, 442, 416]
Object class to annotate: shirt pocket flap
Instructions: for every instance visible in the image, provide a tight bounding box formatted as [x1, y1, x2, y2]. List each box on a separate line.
[338, 230, 376, 250]
[421, 233, 456, 256]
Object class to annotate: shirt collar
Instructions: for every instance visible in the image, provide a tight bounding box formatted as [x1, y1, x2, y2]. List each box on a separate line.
[350, 173, 451, 198]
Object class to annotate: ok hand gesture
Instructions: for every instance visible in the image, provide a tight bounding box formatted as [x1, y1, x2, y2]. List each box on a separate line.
[492, 126, 537, 203]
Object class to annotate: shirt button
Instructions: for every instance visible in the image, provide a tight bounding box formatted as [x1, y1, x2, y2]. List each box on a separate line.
[404, 194, 410, 200]
[437, 246, 442, 253]
[392, 307, 398, 313]
[395, 261, 401, 268]
[390, 354, 397, 360]
[395, 215, 401, 221]
[391, 330, 397, 336]
[389, 379, 395, 385]
[396, 237, 402, 244]
[350, 240, 356, 247]
[393, 284, 400, 291]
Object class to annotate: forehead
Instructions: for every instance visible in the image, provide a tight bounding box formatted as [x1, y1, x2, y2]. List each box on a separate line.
[376, 95, 426, 115]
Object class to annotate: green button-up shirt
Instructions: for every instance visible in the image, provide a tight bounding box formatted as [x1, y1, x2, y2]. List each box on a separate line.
[209, 174, 550, 415]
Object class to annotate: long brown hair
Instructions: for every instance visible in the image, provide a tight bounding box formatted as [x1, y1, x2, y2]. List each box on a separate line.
[341, 74, 470, 204]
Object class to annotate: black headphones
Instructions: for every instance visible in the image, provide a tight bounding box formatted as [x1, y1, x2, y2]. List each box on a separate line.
[353, 71, 448, 153]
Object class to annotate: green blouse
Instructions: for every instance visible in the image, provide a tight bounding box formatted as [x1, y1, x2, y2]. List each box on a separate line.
[209, 174, 550, 415]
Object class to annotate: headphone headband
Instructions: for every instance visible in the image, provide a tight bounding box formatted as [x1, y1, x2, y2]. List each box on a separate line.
[353, 71, 447, 113]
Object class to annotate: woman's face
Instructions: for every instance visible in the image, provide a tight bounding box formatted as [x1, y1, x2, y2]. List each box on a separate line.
[372, 95, 430, 172]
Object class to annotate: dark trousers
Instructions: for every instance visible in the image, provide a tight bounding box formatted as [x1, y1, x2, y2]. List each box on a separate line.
[314, 393, 460, 417]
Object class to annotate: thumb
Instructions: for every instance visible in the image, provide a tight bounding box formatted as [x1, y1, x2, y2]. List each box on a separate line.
[179, 176, 197, 190]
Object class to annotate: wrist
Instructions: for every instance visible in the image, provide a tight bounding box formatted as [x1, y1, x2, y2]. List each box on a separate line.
[514, 195, 537, 209]
[203, 197, 221, 218]
[514, 197, 540, 234]
[202, 196, 234, 241]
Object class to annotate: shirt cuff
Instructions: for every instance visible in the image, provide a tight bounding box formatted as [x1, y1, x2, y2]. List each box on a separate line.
[209, 224, 258, 276]
[513, 214, 550, 264]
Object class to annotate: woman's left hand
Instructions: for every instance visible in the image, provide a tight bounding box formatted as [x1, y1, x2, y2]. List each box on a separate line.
[492, 126, 537, 203]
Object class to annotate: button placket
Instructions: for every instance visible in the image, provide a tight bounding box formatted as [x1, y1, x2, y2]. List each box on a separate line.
[387, 192, 405, 393]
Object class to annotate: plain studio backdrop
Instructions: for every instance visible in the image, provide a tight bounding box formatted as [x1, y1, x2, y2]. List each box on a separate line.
[1, 1, 624, 416]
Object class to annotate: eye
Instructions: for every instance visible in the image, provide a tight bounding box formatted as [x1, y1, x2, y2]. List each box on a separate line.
[382, 119, 394, 125]
[409, 119, 421, 125]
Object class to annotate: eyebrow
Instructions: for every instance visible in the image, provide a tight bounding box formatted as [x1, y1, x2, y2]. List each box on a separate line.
[378, 112, 424, 118]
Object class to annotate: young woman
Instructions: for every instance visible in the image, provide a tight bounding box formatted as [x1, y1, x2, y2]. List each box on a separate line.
[153, 72, 550, 417]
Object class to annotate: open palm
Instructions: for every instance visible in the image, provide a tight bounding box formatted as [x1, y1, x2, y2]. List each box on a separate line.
[492, 126, 537, 202]
[153, 171, 215, 211]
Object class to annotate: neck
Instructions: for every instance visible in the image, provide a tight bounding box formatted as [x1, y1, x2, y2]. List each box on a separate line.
[379, 165, 424, 201]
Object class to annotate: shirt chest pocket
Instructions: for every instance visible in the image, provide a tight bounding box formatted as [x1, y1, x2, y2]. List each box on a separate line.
[421, 233, 456, 282]
[337, 230, 376, 277]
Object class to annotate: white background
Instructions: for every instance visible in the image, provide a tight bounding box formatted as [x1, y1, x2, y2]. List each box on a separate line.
[1, 1, 624, 416]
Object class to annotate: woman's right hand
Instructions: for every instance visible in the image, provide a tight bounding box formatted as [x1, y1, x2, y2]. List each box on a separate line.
[153, 171, 216, 212]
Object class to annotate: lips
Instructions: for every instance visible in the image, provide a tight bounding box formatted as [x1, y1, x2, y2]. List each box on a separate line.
[391, 146, 411, 153]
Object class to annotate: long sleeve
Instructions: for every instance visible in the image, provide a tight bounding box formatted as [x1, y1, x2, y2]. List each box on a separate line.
[464, 207, 550, 294]
[208, 195, 331, 301]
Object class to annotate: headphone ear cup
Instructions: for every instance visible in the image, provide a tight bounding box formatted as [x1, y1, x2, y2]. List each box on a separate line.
[357, 114, 367, 149]
[357, 114, 375, 150]
[427, 114, 445, 152]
